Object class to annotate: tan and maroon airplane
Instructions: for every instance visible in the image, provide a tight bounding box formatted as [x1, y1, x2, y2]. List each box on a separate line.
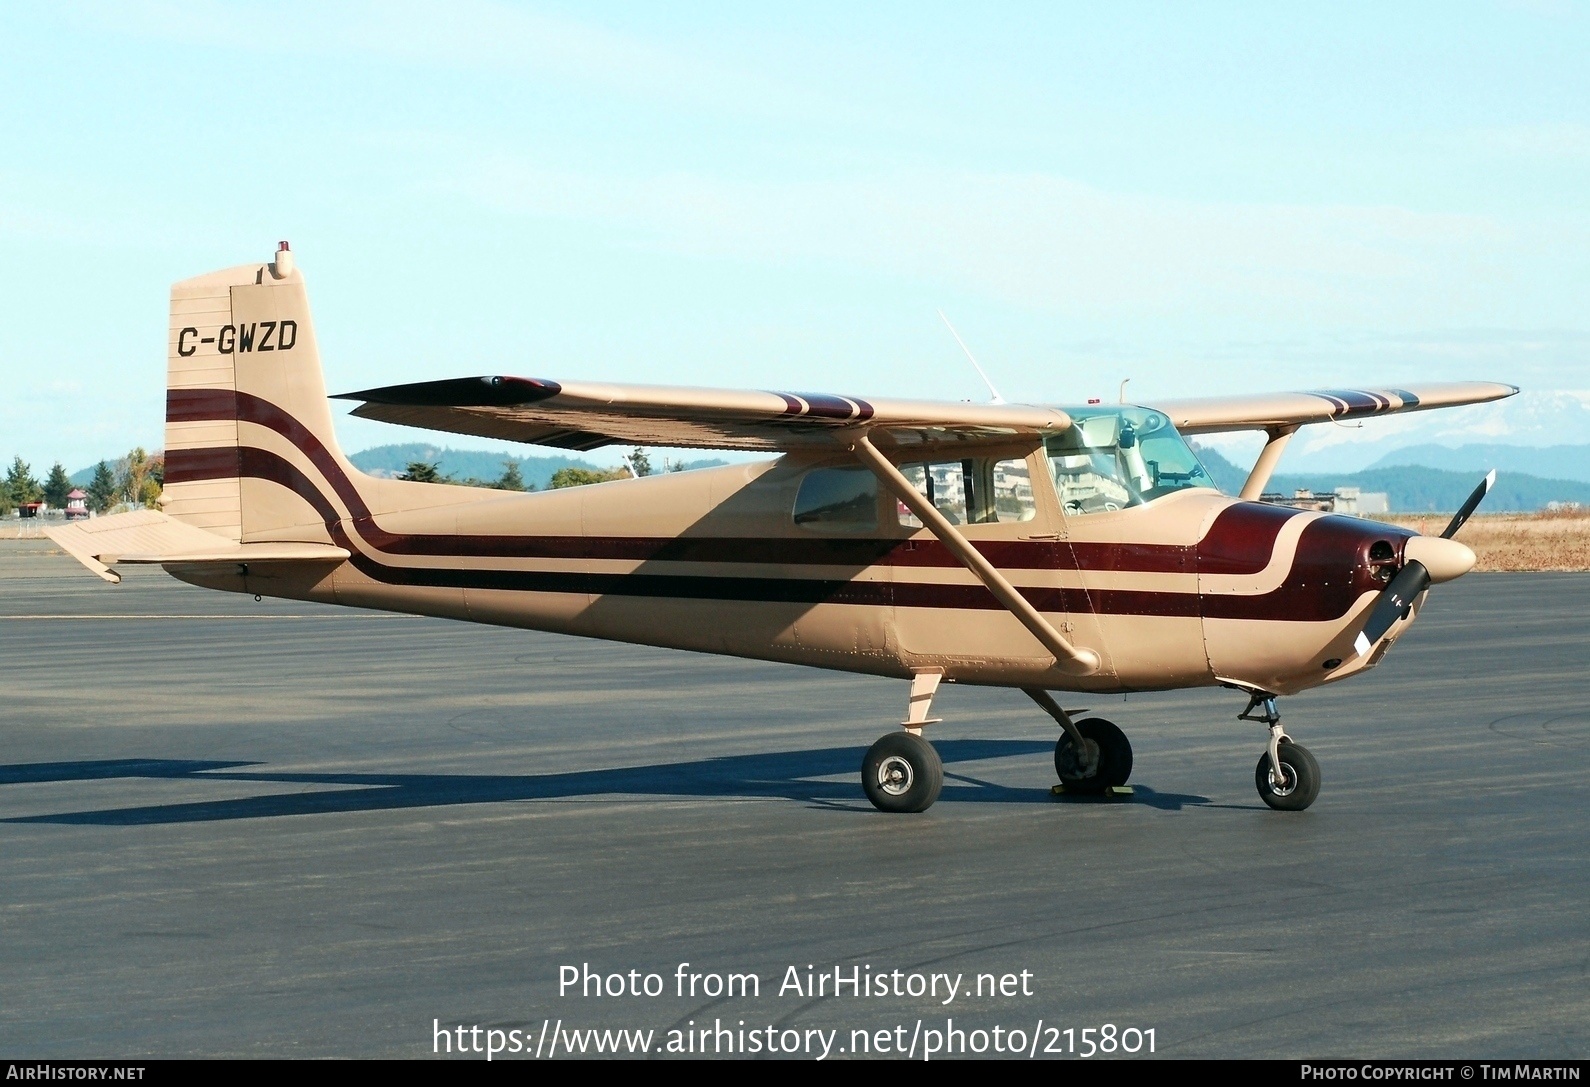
[49, 245, 1515, 813]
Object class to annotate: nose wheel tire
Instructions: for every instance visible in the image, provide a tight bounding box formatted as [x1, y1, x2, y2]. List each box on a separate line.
[862, 732, 944, 813]
[1054, 717, 1133, 793]
[1255, 739, 1320, 811]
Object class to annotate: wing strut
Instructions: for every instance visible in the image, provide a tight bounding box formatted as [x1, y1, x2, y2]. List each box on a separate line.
[849, 433, 1101, 677]
[1239, 425, 1298, 501]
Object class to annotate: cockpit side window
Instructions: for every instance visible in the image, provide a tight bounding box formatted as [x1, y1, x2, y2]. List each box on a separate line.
[1046, 407, 1213, 515]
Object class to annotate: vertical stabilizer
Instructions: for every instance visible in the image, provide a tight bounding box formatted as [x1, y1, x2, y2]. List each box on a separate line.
[162, 244, 356, 542]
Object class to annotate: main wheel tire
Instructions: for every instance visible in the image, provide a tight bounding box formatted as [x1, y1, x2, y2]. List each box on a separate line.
[1054, 718, 1133, 792]
[1255, 739, 1320, 811]
[862, 732, 944, 813]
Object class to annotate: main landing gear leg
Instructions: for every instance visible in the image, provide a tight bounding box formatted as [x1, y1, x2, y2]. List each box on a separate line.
[861, 670, 945, 814]
[1025, 688, 1133, 798]
[1239, 693, 1321, 811]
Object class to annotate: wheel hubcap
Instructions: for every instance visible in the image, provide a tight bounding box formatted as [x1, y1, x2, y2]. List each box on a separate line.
[1058, 737, 1100, 780]
[877, 755, 914, 796]
[1267, 762, 1296, 796]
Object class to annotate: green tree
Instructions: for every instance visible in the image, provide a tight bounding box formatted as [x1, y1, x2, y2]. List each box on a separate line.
[549, 466, 629, 489]
[139, 453, 164, 508]
[495, 460, 527, 491]
[6, 457, 42, 506]
[116, 448, 162, 509]
[86, 461, 117, 513]
[398, 461, 445, 483]
[43, 462, 72, 509]
[627, 447, 652, 477]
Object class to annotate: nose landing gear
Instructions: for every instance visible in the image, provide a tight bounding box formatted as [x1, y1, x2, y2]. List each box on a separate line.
[1239, 693, 1321, 811]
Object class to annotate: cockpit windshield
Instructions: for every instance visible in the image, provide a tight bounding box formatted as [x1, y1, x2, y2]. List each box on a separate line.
[1045, 407, 1214, 515]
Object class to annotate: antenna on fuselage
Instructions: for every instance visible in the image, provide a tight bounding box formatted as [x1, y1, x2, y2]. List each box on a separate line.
[936, 309, 1005, 404]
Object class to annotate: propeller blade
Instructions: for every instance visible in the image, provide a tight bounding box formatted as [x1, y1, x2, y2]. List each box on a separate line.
[1441, 469, 1496, 539]
[1353, 560, 1432, 657]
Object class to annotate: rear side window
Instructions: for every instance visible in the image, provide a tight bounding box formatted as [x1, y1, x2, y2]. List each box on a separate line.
[897, 457, 1038, 527]
[794, 467, 879, 532]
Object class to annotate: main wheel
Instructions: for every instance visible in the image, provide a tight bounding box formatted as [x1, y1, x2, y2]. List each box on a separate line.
[862, 732, 944, 813]
[1255, 739, 1320, 811]
[1054, 718, 1133, 792]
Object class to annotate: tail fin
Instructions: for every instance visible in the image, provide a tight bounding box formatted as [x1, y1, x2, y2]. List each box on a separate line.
[162, 243, 356, 542]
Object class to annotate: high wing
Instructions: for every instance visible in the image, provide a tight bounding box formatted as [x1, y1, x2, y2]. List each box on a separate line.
[335, 376, 1073, 453]
[335, 375, 1518, 453]
[1151, 382, 1518, 435]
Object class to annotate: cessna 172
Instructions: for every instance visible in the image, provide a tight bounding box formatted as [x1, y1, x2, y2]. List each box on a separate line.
[49, 245, 1515, 814]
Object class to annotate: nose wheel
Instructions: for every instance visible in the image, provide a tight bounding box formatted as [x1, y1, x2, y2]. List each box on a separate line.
[1239, 693, 1321, 811]
[1255, 739, 1320, 811]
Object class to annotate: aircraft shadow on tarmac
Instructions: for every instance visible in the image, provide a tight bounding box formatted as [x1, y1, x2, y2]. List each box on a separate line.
[0, 742, 1211, 826]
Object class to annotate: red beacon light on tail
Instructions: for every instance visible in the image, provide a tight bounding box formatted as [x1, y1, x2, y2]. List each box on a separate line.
[271, 240, 294, 280]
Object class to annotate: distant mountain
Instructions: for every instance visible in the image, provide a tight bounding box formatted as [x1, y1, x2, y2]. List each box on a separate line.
[1365, 443, 1590, 484]
[1268, 467, 1590, 513]
[1191, 443, 1589, 512]
[349, 444, 728, 489]
[1190, 443, 1251, 495]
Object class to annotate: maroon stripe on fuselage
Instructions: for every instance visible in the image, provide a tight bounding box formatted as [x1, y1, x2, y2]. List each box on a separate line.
[208, 446, 1260, 617]
[173, 437, 1393, 623]
[1203, 515, 1414, 621]
[168, 445, 1263, 573]
[231, 391, 376, 522]
[1195, 502, 1304, 574]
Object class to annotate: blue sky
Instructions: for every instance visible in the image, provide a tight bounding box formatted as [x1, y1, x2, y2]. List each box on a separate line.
[2, 1, 1587, 469]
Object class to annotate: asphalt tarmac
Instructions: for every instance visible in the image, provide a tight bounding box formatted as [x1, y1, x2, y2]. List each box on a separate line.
[0, 537, 1585, 1059]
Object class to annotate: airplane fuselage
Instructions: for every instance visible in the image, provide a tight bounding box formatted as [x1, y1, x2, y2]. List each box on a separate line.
[165, 441, 1417, 699]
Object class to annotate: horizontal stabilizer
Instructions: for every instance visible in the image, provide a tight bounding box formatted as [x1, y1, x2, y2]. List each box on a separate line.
[45, 510, 347, 584]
